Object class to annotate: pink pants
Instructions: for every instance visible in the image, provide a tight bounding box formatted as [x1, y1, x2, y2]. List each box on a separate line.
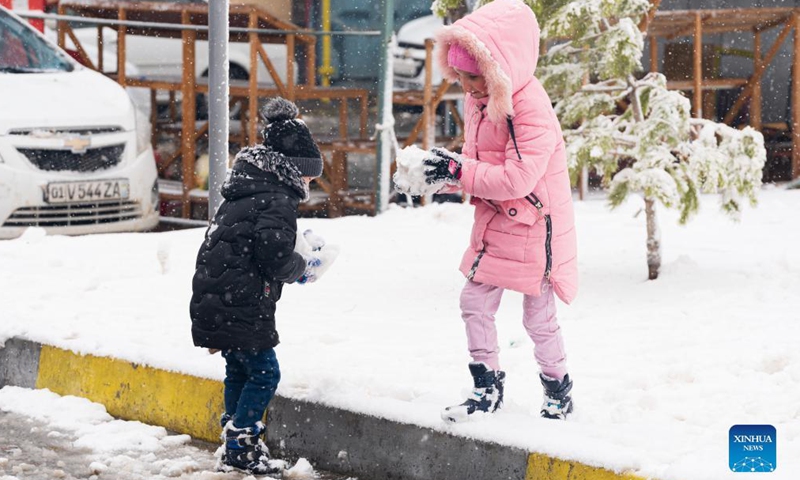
[460, 279, 567, 380]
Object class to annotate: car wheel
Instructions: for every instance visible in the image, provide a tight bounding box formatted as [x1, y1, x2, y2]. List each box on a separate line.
[196, 64, 249, 120]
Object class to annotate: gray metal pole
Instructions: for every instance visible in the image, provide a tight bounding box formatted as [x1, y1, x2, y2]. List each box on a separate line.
[208, 0, 230, 220]
[375, 0, 395, 214]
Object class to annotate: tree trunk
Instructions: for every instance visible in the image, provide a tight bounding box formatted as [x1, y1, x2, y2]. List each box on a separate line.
[445, 4, 470, 24]
[645, 197, 661, 280]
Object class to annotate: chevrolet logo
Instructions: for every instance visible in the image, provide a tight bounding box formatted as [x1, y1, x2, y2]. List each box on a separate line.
[63, 136, 91, 154]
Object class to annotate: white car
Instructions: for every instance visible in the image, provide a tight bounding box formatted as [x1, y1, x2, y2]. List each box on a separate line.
[0, 6, 159, 239]
[67, 25, 291, 81]
[393, 15, 444, 91]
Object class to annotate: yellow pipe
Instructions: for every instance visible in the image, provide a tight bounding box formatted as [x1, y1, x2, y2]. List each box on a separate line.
[319, 0, 334, 87]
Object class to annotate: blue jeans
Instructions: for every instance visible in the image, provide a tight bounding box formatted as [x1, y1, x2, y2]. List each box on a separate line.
[222, 348, 281, 429]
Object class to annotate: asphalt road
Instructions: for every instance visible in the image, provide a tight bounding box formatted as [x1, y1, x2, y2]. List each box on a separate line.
[0, 409, 354, 480]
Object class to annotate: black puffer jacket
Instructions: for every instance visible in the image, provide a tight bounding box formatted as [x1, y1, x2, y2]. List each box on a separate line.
[190, 145, 308, 350]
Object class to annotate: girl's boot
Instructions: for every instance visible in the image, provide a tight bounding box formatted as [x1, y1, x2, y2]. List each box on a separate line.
[539, 373, 573, 419]
[441, 362, 505, 423]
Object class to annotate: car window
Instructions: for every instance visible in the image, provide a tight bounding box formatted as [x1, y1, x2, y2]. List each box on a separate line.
[0, 10, 74, 73]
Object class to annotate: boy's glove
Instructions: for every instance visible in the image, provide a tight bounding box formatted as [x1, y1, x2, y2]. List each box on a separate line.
[294, 229, 340, 284]
[423, 147, 462, 185]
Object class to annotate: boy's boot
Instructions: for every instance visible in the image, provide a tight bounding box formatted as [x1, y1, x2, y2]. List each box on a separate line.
[539, 373, 574, 420]
[218, 413, 232, 440]
[441, 362, 505, 423]
[217, 421, 280, 475]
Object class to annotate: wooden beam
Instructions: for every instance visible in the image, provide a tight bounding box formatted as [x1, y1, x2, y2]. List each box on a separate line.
[255, 42, 288, 98]
[667, 17, 705, 40]
[668, 78, 748, 90]
[117, 7, 127, 86]
[401, 81, 454, 148]
[97, 25, 104, 72]
[751, 30, 762, 131]
[693, 12, 703, 118]
[181, 10, 197, 218]
[338, 99, 348, 139]
[793, 13, 800, 179]
[723, 19, 794, 125]
[328, 150, 346, 218]
[422, 38, 435, 150]
[359, 94, 368, 139]
[65, 26, 96, 70]
[248, 13, 259, 145]
[157, 122, 209, 175]
[57, 3, 66, 49]
[306, 40, 316, 87]
[150, 89, 157, 150]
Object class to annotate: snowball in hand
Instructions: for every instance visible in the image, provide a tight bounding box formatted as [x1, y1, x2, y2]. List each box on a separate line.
[393, 145, 443, 196]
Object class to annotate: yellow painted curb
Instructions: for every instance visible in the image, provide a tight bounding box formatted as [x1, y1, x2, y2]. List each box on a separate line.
[527, 453, 648, 480]
[35, 345, 224, 443]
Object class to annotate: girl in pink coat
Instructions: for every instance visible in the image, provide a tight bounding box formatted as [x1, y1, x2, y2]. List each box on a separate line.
[426, 0, 578, 421]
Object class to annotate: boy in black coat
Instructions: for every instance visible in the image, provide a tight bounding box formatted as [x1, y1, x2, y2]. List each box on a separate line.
[190, 97, 334, 475]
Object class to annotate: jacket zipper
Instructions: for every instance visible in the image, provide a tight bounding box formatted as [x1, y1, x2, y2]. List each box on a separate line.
[467, 250, 485, 281]
[544, 215, 552, 280]
[524, 193, 552, 280]
[507, 117, 554, 281]
[473, 105, 485, 160]
[466, 106, 488, 282]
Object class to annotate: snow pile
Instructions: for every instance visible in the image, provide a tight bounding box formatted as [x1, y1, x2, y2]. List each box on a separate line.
[392, 145, 441, 196]
[283, 457, 316, 479]
[1, 189, 800, 479]
[0, 386, 203, 479]
[0, 386, 318, 479]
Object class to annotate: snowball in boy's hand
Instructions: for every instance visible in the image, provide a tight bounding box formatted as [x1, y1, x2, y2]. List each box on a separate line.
[313, 244, 340, 280]
[298, 243, 340, 284]
[295, 229, 324, 257]
[302, 229, 326, 251]
[393, 145, 443, 196]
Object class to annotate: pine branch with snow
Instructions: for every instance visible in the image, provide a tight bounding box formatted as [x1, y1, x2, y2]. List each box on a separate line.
[534, 0, 766, 279]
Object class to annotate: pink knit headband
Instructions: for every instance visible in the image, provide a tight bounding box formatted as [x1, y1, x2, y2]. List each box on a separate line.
[447, 43, 480, 75]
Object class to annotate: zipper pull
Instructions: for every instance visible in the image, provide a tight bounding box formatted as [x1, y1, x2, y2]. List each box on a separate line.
[525, 194, 543, 214]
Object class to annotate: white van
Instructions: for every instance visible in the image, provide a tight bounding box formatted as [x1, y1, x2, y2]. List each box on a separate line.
[0, 6, 159, 239]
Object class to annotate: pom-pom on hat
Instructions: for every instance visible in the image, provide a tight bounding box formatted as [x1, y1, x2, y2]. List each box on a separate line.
[447, 42, 480, 76]
[261, 97, 323, 178]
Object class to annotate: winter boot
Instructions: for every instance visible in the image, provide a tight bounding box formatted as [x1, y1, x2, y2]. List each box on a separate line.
[539, 373, 573, 420]
[441, 362, 505, 423]
[219, 413, 232, 431]
[217, 421, 280, 475]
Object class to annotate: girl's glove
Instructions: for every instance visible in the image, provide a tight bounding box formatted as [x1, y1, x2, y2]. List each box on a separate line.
[294, 229, 339, 284]
[423, 147, 462, 185]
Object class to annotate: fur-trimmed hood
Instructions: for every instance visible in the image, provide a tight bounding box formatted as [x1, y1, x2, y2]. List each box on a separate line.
[434, 0, 540, 124]
[223, 144, 309, 201]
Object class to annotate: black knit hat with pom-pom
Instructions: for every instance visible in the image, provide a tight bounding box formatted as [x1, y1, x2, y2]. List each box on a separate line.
[261, 97, 323, 177]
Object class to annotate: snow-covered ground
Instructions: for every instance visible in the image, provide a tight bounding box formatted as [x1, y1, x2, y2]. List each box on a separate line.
[0, 386, 322, 480]
[1, 188, 799, 480]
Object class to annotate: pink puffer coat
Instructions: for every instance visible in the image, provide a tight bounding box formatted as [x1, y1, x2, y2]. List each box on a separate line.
[434, 0, 578, 303]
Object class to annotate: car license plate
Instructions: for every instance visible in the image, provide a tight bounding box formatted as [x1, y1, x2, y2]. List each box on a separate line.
[45, 179, 130, 204]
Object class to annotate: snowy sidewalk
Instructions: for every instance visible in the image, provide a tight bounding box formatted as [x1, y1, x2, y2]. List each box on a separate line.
[1, 189, 799, 480]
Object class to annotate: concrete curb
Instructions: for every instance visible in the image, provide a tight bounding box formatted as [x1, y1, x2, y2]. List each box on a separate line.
[0, 337, 650, 480]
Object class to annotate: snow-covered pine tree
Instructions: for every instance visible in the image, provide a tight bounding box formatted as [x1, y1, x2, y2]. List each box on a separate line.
[432, 0, 540, 23]
[534, 0, 766, 279]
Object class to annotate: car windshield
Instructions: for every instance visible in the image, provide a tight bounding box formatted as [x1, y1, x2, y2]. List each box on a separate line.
[0, 10, 74, 73]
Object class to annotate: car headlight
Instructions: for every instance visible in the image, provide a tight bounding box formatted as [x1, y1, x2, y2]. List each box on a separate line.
[133, 102, 152, 157]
